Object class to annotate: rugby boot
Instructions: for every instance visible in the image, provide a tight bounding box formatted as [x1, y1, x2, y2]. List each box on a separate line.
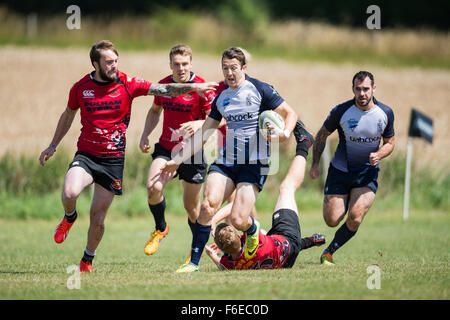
[310, 233, 326, 246]
[320, 250, 335, 266]
[54, 216, 75, 244]
[293, 119, 314, 152]
[79, 260, 93, 273]
[176, 262, 199, 273]
[244, 220, 260, 260]
[144, 224, 169, 255]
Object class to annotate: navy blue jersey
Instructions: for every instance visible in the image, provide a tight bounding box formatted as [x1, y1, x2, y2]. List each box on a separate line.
[323, 98, 394, 172]
[209, 74, 284, 164]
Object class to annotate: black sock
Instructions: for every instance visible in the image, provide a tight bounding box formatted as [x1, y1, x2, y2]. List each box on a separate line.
[149, 198, 166, 232]
[300, 237, 314, 250]
[65, 210, 77, 223]
[82, 250, 95, 264]
[188, 218, 196, 235]
[325, 222, 356, 255]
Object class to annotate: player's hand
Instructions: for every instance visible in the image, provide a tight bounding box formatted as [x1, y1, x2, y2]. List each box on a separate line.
[179, 120, 203, 137]
[139, 135, 151, 153]
[160, 160, 179, 180]
[39, 146, 56, 167]
[369, 152, 380, 166]
[267, 124, 288, 143]
[309, 163, 320, 179]
[205, 244, 220, 258]
[194, 82, 219, 100]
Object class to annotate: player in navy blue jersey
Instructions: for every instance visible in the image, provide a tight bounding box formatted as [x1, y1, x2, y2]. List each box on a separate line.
[161, 47, 298, 272]
[309, 71, 395, 265]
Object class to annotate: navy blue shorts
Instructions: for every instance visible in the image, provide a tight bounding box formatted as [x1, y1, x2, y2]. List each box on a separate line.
[152, 143, 207, 184]
[324, 164, 379, 195]
[208, 162, 269, 191]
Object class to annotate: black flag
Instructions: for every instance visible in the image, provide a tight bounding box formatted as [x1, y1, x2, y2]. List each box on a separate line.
[408, 109, 433, 143]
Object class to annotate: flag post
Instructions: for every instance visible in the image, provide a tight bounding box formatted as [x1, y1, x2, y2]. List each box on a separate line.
[403, 137, 413, 221]
[403, 109, 433, 221]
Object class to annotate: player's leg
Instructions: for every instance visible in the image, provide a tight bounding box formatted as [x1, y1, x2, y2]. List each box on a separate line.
[229, 182, 260, 260]
[80, 183, 115, 272]
[55, 164, 93, 244]
[276, 155, 307, 213]
[178, 171, 234, 272]
[346, 187, 376, 231]
[182, 180, 203, 264]
[144, 157, 174, 255]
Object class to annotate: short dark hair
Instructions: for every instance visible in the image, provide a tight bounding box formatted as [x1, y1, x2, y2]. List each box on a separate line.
[222, 47, 246, 67]
[90, 40, 118, 68]
[352, 71, 374, 87]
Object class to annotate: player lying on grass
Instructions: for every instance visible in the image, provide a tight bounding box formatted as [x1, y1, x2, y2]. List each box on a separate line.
[205, 177, 325, 270]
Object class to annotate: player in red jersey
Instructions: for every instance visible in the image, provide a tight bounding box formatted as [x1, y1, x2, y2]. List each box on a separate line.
[206, 182, 325, 270]
[139, 44, 216, 258]
[38, 40, 217, 272]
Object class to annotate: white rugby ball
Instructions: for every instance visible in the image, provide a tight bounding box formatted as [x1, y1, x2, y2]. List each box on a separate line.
[259, 110, 285, 139]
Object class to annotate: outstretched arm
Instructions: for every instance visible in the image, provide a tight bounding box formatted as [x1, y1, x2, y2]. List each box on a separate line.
[39, 107, 77, 166]
[148, 82, 218, 99]
[309, 125, 332, 179]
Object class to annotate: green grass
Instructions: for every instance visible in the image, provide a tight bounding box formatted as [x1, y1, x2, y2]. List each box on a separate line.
[0, 209, 448, 299]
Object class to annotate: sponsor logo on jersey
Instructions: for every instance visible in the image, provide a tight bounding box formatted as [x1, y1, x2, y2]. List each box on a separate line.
[226, 112, 255, 122]
[349, 136, 381, 143]
[182, 93, 195, 102]
[83, 90, 95, 98]
[347, 119, 359, 131]
[108, 89, 120, 98]
[84, 100, 122, 112]
[223, 97, 230, 107]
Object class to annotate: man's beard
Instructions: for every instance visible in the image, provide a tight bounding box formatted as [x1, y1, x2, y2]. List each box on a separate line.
[98, 67, 117, 82]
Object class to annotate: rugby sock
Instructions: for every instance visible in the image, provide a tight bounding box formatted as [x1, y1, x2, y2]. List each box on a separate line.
[149, 198, 166, 232]
[65, 209, 77, 223]
[245, 216, 257, 236]
[82, 248, 96, 263]
[325, 222, 356, 255]
[187, 218, 196, 235]
[190, 222, 211, 266]
[300, 237, 314, 250]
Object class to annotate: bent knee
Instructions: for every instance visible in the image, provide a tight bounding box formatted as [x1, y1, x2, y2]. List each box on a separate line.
[62, 187, 80, 202]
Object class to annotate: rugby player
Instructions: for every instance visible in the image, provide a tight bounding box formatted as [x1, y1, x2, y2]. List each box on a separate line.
[139, 45, 214, 261]
[206, 136, 325, 270]
[38, 40, 217, 272]
[161, 47, 298, 273]
[309, 71, 395, 265]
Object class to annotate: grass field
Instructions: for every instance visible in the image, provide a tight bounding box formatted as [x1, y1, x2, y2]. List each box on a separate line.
[1, 208, 448, 300]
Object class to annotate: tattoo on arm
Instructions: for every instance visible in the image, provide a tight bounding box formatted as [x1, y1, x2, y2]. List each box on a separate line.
[148, 83, 195, 97]
[312, 126, 331, 165]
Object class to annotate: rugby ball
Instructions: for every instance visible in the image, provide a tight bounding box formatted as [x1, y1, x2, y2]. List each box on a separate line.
[259, 110, 285, 139]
